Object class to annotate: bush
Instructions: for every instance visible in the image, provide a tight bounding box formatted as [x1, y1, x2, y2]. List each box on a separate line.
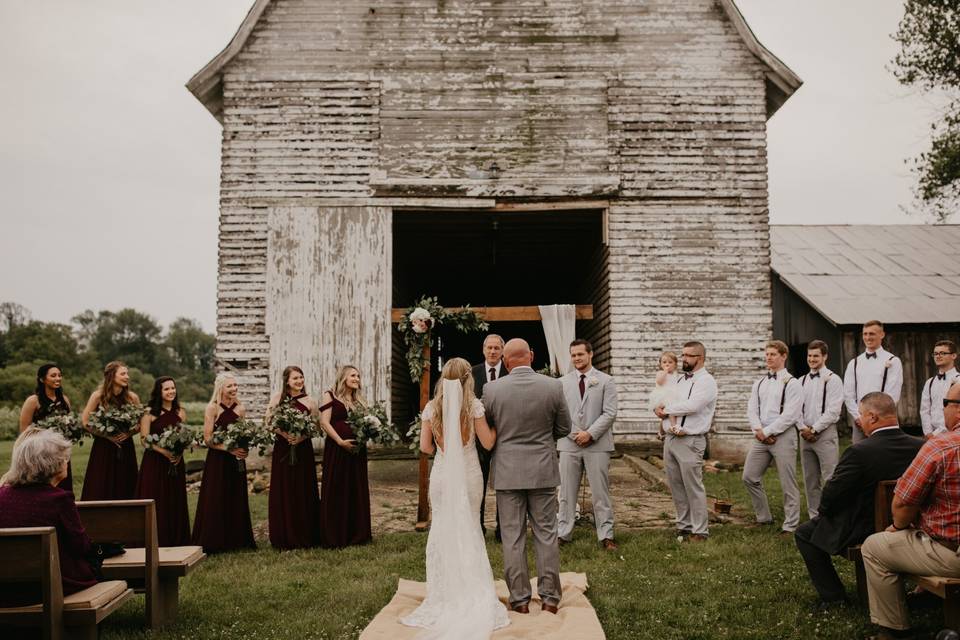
[0, 407, 18, 440]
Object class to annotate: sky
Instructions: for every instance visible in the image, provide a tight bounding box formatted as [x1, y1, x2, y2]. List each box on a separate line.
[0, 1, 942, 332]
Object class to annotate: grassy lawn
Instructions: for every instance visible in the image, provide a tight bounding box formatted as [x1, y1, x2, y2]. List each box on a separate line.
[0, 440, 946, 639]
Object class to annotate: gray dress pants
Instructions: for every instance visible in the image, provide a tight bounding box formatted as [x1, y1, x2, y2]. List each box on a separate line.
[741, 428, 800, 532]
[496, 487, 562, 607]
[799, 425, 839, 518]
[663, 433, 708, 536]
[557, 450, 613, 541]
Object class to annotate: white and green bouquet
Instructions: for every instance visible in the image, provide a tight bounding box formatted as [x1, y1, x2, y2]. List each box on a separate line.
[405, 415, 422, 453]
[346, 402, 398, 454]
[211, 418, 273, 472]
[33, 410, 86, 445]
[269, 399, 319, 465]
[88, 404, 145, 459]
[145, 424, 198, 475]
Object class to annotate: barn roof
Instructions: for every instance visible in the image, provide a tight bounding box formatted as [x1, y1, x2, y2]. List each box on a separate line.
[186, 0, 802, 123]
[770, 225, 960, 326]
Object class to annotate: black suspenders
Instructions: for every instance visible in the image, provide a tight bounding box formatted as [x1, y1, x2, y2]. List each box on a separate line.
[801, 373, 830, 415]
[680, 379, 696, 428]
[757, 376, 791, 423]
[855, 353, 895, 398]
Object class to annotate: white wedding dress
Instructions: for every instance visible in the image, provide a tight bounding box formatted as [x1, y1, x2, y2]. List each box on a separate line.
[400, 380, 510, 639]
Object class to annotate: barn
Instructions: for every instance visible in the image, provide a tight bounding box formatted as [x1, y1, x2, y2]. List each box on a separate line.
[187, 0, 802, 457]
[770, 224, 960, 432]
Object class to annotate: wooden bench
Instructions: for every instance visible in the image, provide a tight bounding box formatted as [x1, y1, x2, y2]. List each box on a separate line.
[847, 480, 960, 629]
[76, 499, 205, 628]
[0, 526, 133, 640]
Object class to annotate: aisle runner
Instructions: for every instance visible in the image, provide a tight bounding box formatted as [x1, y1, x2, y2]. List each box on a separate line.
[360, 572, 604, 639]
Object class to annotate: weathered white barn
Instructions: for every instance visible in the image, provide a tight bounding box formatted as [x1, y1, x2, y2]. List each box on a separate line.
[188, 0, 801, 457]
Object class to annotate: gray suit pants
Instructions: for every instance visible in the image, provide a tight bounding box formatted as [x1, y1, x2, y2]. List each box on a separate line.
[799, 426, 839, 518]
[663, 434, 708, 536]
[497, 488, 562, 607]
[557, 450, 613, 542]
[742, 429, 800, 532]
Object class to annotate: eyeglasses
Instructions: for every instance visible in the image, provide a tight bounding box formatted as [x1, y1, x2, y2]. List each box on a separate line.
[944, 399, 960, 407]
[681, 353, 702, 359]
[933, 351, 954, 357]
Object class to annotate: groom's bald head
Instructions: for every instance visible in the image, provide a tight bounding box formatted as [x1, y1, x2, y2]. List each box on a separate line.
[502, 338, 534, 371]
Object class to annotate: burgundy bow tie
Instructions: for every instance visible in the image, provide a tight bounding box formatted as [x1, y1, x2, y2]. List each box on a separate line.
[809, 372, 820, 379]
[683, 372, 693, 380]
[866, 352, 877, 360]
[767, 372, 777, 379]
[938, 373, 946, 381]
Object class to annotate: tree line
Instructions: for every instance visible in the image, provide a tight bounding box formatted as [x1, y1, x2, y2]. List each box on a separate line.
[0, 301, 215, 406]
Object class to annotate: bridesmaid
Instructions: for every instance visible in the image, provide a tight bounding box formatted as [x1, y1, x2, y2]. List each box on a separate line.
[191, 372, 256, 553]
[266, 366, 321, 550]
[318, 365, 372, 548]
[136, 377, 191, 546]
[19, 363, 74, 493]
[80, 361, 140, 501]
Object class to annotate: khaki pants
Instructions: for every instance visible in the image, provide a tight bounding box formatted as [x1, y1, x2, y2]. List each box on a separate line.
[861, 529, 960, 630]
[741, 429, 800, 532]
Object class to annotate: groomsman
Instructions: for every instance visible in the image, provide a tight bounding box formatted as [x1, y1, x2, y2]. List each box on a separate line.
[558, 339, 619, 550]
[919, 340, 959, 439]
[472, 334, 507, 536]
[798, 340, 844, 518]
[843, 320, 903, 443]
[654, 341, 718, 541]
[742, 340, 803, 535]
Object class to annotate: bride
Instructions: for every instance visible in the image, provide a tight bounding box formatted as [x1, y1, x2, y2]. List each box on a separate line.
[400, 357, 510, 639]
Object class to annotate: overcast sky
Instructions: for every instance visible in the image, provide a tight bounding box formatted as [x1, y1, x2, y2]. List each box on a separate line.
[0, 1, 940, 332]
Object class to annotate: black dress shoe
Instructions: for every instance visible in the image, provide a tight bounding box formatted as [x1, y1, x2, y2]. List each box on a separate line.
[811, 597, 848, 613]
[511, 602, 530, 614]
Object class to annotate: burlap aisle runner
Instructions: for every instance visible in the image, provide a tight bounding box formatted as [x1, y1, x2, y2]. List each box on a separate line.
[359, 571, 605, 640]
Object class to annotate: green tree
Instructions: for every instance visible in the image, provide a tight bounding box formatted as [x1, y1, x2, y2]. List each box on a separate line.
[892, 0, 960, 222]
[165, 317, 216, 372]
[90, 308, 168, 374]
[1, 321, 91, 371]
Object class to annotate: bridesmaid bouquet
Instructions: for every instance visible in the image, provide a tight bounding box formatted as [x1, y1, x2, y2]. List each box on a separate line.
[88, 404, 146, 460]
[211, 418, 273, 472]
[268, 400, 319, 466]
[33, 411, 86, 445]
[346, 402, 397, 454]
[145, 425, 197, 475]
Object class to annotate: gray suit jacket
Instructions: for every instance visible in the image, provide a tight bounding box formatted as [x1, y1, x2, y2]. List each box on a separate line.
[482, 366, 572, 490]
[558, 368, 618, 453]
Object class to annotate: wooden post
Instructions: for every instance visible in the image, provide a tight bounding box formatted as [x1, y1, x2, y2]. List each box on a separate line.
[415, 341, 431, 531]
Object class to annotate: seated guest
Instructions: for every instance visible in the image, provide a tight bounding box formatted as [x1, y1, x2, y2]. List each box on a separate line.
[0, 427, 98, 604]
[861, 382, 960, 640]
[794, 392, 923, 610]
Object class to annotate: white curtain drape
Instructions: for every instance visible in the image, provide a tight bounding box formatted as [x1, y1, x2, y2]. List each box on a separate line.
[539, 304, 577, 375]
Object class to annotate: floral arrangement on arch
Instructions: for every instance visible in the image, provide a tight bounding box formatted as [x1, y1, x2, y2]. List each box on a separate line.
[397, 295, 489, 383]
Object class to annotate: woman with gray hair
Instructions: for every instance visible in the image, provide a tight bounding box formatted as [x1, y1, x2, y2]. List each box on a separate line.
[0, 427, 98, 602]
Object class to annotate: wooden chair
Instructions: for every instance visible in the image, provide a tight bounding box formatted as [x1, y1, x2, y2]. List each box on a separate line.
[76, 499, 205, 627]
[847, 480, 960, 629]
[0, 526, 132, 640]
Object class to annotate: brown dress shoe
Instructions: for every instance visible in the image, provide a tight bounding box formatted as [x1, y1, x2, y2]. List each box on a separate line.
[688, 534, 708, 542]
[601, 538, 618, 551]
[541, 603, 559, 614]
[511, 603, 530, 614]
[558, 537, 571, 547]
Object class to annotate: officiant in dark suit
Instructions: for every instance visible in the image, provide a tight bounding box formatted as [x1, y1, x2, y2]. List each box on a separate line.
[472, 334, 507, 537]
[794, 392, 923, 610]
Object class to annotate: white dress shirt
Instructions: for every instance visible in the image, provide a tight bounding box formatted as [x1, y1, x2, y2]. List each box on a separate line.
[747, 368, 803, 438]
[661, 368, 718, 436]
[484, 361, 504, 383]
[920, 369, 960, 436]
[798, 367, 844, 433]
[843, 348, 903, 421]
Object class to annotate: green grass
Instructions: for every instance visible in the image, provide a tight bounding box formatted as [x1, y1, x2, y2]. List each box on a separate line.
[0, 439, 945, 639]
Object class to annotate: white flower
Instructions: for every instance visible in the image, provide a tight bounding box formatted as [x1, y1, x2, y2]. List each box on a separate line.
[363, 415, 382, 428]
[587, 376, 600, 387]
[411, 319, 429, 334]
[409, 307, 431, 323]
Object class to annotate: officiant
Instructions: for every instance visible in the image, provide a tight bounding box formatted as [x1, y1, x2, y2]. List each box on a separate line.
[472, 333, 507, 538]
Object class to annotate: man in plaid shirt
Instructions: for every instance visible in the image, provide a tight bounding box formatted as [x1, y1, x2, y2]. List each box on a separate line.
[861, 382, 960, 640]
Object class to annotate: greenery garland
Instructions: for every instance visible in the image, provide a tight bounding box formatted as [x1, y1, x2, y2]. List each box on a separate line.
[397, 295, 489, 383]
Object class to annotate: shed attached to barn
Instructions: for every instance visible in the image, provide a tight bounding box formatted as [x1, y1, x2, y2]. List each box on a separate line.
[188, 0, 802, 457]
[770, 224, 960, 429]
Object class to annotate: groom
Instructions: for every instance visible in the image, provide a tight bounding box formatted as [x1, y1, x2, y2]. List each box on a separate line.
[482, 338, 572, 614]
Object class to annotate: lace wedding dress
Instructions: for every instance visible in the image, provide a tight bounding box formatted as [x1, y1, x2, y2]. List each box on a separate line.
[400, 380, 510, 639]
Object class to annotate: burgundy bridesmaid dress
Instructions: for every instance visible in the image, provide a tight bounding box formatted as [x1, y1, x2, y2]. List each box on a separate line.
[191, 403, 256, 553]
[268, 394, 321, 549]
[33, 400, 74, 493]
[319, 394, 372, 548]
[80, 402, 139, 501]
[135, 409, 191, 546]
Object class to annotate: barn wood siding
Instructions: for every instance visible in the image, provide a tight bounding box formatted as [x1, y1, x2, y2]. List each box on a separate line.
[214, 0, 775, 446]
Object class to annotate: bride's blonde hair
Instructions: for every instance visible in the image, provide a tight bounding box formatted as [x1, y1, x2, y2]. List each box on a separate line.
[427, 357, 477, 446]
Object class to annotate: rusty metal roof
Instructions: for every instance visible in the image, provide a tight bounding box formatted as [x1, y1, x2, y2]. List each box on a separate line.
[770, 225, 960, 325]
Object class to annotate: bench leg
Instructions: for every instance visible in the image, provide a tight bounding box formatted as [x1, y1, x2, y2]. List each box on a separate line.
[159, 578, 180, 625]
[854, 558, 869, 606]
[945, 583, 960, 631]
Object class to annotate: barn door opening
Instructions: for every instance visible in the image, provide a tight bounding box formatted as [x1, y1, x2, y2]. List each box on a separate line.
[390, 208, 609, 426]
